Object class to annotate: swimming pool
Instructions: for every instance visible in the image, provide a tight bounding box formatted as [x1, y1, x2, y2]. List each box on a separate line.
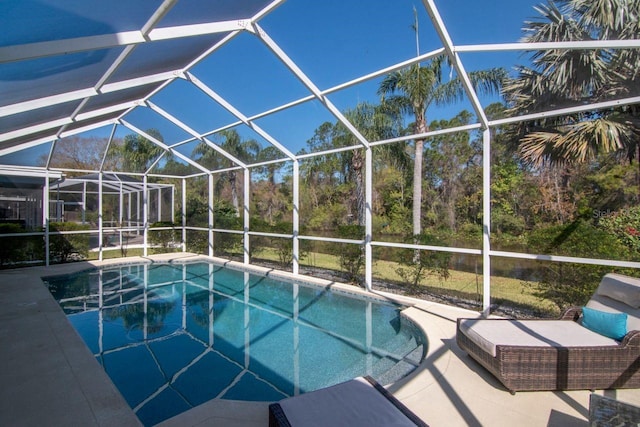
[44, 261, 425, 426]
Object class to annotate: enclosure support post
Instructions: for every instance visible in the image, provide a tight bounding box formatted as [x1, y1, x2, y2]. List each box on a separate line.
[98, 172, 103, 261]
[365, 146, 373, 292]
[136, 190, 141, 236]
[119, 182, 123, 249]
[143, 175, 148, 257]
[208, 174, 214, 258]
[44, 171, 50, 266]
[292, 160, 300, 275]
[56, 185, 60, 222]
[171, 184, 175, 224]
[182, 179, 186, 252]
[82, 181, 87, 224]
[482, 128, 491, 316]
[157, 188, 161, 223]
[243, 169, 250, 265]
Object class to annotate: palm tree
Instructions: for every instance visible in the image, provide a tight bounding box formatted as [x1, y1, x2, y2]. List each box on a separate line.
[378, 59, 506, 238]
[115, 129, 166, 172]
[193, 129, 260, 216]
[503, 0, 640, 170]
[337, 102, 404, 225]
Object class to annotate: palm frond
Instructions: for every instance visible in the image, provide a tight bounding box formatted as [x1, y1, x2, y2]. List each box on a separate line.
[519, 117, 631, 167]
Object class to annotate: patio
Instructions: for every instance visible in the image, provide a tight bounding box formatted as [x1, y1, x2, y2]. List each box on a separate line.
[1, 253, 639, 427]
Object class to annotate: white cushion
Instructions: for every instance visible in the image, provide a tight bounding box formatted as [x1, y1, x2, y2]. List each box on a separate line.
[277, 377, 417, 427]
[459, 319, 619, 358]
[596, 273, 640, 308]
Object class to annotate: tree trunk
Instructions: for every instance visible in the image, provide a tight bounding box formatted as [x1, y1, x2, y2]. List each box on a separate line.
[229, 171, 239, 217]
[413, 113, 428, 238]
[412, 115, 427, 263]
[636, 144, 640, 203]
[352, 150, 365, 226]
[413, 138, 424, 237]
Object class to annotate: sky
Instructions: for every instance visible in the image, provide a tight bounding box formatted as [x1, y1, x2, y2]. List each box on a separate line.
[221, 0, 542, 156]
[1, 0, 545, 169]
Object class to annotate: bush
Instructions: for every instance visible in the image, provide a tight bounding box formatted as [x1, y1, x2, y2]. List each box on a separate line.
[49, 222, 90, 263]
[336, 225, 365, 285]
[526, 219, 630, 309]
[0, 223, 34, 266]
[395, 232, 451, 294]
[149, 222, 180, 249]
[186, 229, 208, 255]
[598, 206, 640, 258]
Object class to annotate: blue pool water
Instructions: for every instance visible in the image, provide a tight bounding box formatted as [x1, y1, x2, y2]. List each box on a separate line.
[44, 261, 425, 426]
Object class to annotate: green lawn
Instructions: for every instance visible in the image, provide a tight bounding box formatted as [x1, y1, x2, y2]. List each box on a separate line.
[254, 248, 558, 315]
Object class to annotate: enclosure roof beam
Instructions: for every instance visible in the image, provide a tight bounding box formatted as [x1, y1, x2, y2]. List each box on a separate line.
[0, 70, 182, 119]
[145, 101, 247, 168]
[186, 71, 295, 161]
[119, 120, 211, 174]
[0, 165, 62, 180]
[252, 23, 372, 150]
[184, 46, 448, 150]
[0, 101, 134, 145]
[0, 20, 252, 65]
[489, 94, 640, 127]
[59, 0, 180, 142]
[454, 39, 640, 53]
[421, 0, 489, 129]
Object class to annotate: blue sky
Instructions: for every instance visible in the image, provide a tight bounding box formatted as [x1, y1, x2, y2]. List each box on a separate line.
[1, 0, 545, 168]
[173, 0, 542, 156]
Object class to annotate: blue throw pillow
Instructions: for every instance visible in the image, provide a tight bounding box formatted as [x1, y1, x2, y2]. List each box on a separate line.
[582, 306, 628, 340]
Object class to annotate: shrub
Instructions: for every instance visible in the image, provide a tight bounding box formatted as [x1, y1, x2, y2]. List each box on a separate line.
[49, 222, 91, 263]
[186, 229, 208, 255]
[598, 206, 640, 258]
[336, 225, 365, 285]
[395, 232, 451, 294]
[149, 221, 180, 249]
[526, 219, 630, 309]
[0, 223, 29, 266]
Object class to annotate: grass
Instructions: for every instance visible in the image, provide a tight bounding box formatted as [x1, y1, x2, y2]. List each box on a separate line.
[87, 247, 180, 260]
[372, 259, 557, 314]
[254, 247, 558, 316]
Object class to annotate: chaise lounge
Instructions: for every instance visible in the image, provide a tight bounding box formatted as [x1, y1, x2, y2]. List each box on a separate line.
[456, 273, 640, 392]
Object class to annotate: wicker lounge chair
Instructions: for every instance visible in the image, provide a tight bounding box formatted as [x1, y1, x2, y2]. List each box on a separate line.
[457, 273, 640, 392]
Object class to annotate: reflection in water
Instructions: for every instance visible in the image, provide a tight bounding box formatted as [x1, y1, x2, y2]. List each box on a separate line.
[45, 262, 424, 427]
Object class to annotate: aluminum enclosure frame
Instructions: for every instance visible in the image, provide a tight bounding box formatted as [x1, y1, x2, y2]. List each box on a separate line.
[1, 0, 639, 315]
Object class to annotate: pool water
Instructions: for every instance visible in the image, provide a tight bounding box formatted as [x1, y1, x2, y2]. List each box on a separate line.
[44, 262, 425, 426]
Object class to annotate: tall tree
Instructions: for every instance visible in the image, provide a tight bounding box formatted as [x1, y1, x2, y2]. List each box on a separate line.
[503, 0, 640, 174]
[336, 102, 404, 225]
[424, 110, 476, 231]
[299, 122, 343, 212]
[115, 130, 165, 173]
[193, 129, 260, 217]
[378, 60, 506, 238]
[252, 146, 289, 226]
[48, 135, 112, 170]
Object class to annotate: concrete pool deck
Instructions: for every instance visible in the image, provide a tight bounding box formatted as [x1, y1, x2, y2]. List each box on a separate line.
[1, 253, 639, 426]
